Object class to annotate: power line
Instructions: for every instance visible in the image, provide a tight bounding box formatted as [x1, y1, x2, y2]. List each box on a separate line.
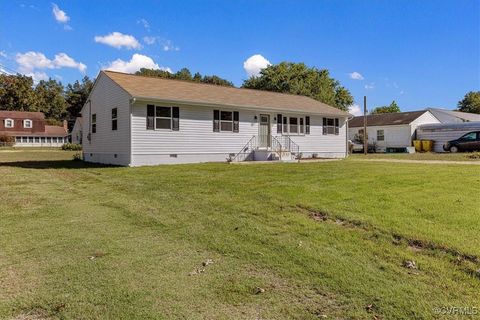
[0, 63, 18, 75]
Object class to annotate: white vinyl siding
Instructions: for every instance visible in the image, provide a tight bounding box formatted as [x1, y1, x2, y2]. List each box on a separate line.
[131, 104, 347, 165]
[347, 111, 441, 152]
[82, 73, 131, 166]
[131, 104, 257, 158]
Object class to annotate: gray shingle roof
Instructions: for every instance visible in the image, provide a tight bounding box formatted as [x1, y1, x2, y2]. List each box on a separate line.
[103, 70, 349, 117]
[349, 111, 428, 127]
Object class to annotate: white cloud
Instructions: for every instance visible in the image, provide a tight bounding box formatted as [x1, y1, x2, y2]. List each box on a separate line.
[52, 53, 86, 72]
[103, 53, 171, 74]
[16, 51, 54, 72]
[26, 71, 49, 82]
[348, 104, 363, 116]
[243, 54, 271, 77]
[15, 51, 86, 74]
[0, 66, 13, 75]
[143, 36, 156, 45]
[94, 32, 141, 50]
[364, 83, 375, 90]
[0, 51, 8, 58]
[137, 18, 150, 31]
[52, 3, 69, 23]
[161, 40, 179, 51]
[349, 71, 364, 80]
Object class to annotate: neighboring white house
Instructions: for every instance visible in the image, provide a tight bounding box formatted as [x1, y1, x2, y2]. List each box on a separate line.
[348, 111, 440, 152]
[426, 108, 480, 123]
[80, 70, 351, 166]
[71, 117, 83, 144]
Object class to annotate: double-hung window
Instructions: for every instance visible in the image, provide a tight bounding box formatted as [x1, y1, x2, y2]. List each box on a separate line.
[377, 130, 384, 141]
[221, 111, 233, 131]
[277, 114, 308, 135]
[4, 119, 14, 128]
[289, 117, 298, 134]
[146, 105, 179, 130]
[213, 110, 239, 132]
[111, 108, 118, 131]
[91, 114, 97, 133]
[23, 119, 32, 128]
[322, 118, 339, 135]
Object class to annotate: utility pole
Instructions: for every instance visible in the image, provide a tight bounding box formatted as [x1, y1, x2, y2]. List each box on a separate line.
[363, 96, 367, 155]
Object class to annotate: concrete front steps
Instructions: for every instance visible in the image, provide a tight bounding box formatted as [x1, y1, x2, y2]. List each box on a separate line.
[253, 149, 297, 162]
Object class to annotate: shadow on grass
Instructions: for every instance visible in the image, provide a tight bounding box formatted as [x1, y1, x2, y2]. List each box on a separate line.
[0, 160, 117, 169]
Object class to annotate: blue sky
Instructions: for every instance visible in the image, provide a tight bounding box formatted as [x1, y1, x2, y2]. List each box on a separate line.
[0, 0, 479, 114]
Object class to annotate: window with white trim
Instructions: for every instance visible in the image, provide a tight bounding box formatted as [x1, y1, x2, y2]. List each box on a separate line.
[377, 130, 384, 141]
[91, 114, 97, 133]
[111, 108, 118, 131]
[146, 105, 179, 131]
[23, 119, 32, 128]
[322, 118, 340, 135]
[4, 118, 14, 128]
[213, 110, 239, 132]
[221, 111, 233, 131]
[277, 115, 306, 135]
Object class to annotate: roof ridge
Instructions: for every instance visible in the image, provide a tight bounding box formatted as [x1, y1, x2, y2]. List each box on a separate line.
[102, 70, 329, 104]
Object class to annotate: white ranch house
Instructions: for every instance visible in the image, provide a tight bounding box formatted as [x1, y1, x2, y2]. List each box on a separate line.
[81, 71, 351, 166]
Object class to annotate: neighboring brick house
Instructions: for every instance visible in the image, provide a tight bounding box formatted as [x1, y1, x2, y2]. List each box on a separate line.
[0, 110, 68, 147]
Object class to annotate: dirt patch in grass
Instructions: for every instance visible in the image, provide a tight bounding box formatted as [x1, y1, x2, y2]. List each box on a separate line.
[12, 308, 51, 320]
[297, 205, 480, 277]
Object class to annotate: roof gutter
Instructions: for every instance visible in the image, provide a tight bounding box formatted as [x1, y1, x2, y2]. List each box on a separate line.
[131, 95, 350, 118]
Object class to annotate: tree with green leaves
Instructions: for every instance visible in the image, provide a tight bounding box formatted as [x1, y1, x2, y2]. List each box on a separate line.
[241, 62, 353, 111]
[65, 76, 94, 122]
[0, 74, 38, 112]
[136, 68, 234, 87]
[458, 91, 480, 114]
[35, 79, 67, 120]
[371, 101, 400, 114]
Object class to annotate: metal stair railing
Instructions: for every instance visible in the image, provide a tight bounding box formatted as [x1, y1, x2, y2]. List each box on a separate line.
[273, 135, 300, 158]
[271, 136, 284, 160]
[231, 135, 256, 162]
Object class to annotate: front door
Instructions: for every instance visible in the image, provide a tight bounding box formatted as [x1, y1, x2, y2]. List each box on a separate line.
[258, 114, 271, 149]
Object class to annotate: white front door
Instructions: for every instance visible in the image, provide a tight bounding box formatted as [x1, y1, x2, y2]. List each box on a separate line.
[258, 114, 271, 149]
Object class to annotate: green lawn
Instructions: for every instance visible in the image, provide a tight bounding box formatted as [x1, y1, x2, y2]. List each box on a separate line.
[348, 152, 480, 161]
[1, 151, 479, 319]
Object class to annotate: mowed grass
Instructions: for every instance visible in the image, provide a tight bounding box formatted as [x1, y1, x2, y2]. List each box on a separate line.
[1, 151, 479, 319]
[348, 152, 480, 161]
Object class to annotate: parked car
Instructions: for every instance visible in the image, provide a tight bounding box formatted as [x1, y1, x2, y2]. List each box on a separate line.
[348, 140, 364, 153]
[443, 131, 480, 152]
[348, 140, 377, 153]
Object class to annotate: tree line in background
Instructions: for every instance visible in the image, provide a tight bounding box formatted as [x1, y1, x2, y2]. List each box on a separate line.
[369, 92, 480, 115]
[371, 100, 401, 114]
[136, 68, 235, 87]
[0, 74, 94, 127]
[137, 62, 354, 112]
[1, 64, 479, 127]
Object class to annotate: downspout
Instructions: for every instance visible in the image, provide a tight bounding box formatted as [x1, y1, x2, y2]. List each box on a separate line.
[346, 114, 354, 158]
[85, 99, 91, 161]
[129, 97, 136, 166]
[87, 99, 92, 144]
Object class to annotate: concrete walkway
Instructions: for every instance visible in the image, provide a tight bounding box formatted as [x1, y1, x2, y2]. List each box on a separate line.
[349, 158, 480, 165]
